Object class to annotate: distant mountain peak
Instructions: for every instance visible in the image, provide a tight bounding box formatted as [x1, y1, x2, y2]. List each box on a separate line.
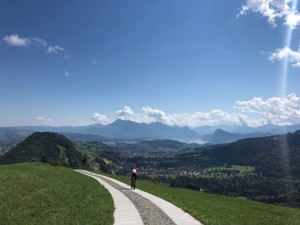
[102, 119, 200, 140]
[203, 129, 272, 144]
[214, 129, 230, 134]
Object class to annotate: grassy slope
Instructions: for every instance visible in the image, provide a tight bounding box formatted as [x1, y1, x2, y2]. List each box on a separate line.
[0, 163, 114, 225]
[1, 163, 299, 225]
[104, 173, 300, 225]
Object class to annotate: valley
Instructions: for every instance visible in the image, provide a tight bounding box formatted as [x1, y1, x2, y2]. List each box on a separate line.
[1, 125, 300, 208]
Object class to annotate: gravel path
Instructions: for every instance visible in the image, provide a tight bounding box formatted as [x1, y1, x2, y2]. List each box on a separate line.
[100, 176, 176, 225]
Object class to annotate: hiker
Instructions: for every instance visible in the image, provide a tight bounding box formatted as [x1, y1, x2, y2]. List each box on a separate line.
[131, 166, 137, 190]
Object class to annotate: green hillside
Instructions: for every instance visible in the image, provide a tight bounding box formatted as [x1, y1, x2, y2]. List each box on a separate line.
[74, 141, 123, 173]
[1, 162, 299, 225]
[104, 173, 300, 225]
[0, 132, 85, 168]
[198, 130, 300, 179]
[130, 131, 300, 207]
[0, 163, 114, 225]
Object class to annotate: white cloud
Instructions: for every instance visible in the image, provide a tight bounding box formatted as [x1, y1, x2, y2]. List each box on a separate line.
[238, 0, 284, 26]
[2, 34, 49, 48]
[235, 93, 300, 125]
[92, 113, 109, 124]
[169, 110, 250, 128]
[36, 116, 53, 122]
[2, 34, 68, 57]
[36, 116, 45, 121]
[269, 46, 300, 67]
[30, 93, 300, 128]
[47, 45, 65, 54]
[30, 93, 300, 127]
[239, 0, 300, 28]
[239, 1, 300, 68]
[142, 106, 176, 124]
[285, 11, 300, 28]
[31, 37, 47, 47]
[3, 34, 31, 47]
[116, 106, 135, 120]
[114, 94, 300, 128]
[115, 106, 154, 124]
[115, 106, 251, 128]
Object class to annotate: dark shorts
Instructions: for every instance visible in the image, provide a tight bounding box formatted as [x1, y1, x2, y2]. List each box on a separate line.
[131, 173, 137, 181]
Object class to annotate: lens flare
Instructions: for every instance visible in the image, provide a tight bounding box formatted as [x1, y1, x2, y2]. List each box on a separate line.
[279, 0, 298, 201]
[280, 0, 299, 97]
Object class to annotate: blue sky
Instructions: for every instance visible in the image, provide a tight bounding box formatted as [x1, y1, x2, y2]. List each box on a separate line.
[1, 0, 300, 127]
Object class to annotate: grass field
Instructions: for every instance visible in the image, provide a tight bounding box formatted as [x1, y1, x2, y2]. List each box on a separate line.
[207, 165, 255, 173]
[1, 164, 299, 225]
[0, 163, 114, 225]
[103, 172, 300, 225]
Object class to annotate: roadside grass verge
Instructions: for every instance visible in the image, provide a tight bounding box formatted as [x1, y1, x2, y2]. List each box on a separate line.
[102, 172, 300, 225]
[0, 163, 114, 225]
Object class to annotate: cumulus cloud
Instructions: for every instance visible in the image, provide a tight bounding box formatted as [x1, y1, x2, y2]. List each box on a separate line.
[3, 34, 31, 47]
[114, 94, 300, 128]
[115, 106, 250, 128]
[47, 45, 65, 54]
[235, 93, 300, 125]
[92, 113, 110, 124]
[239, 1, 300, 68]
[285, 11, 300, 28]
[142, 106, 176, 124]
[239, 0, 300, 28]
[170, 110, 251, 128]
[116, 106, 135, 120]
[269, 46, 300, 67]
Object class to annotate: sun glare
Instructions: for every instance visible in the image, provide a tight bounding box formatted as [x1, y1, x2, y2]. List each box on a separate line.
[279, 0, 298, 202]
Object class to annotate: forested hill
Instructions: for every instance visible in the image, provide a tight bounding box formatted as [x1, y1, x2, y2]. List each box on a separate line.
[199, 130, 300, 179]
[0, 132, 84, 168]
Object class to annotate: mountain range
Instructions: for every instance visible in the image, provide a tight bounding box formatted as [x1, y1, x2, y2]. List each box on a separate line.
[1, 120, 300, 145]
[202, 129, 272, 144]
[194, 123, 300, 135]
[13, 119, 201, 141]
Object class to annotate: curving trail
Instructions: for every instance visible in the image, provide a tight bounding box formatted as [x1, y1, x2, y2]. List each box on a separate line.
[76, 170, 202, 225]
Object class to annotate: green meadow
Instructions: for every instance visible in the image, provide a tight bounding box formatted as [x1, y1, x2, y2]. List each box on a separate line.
[0, 163, 114, 225]
[1, 163, 300, 225]
[104, 173, 300, 225]
[207, 165, 255, 173]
